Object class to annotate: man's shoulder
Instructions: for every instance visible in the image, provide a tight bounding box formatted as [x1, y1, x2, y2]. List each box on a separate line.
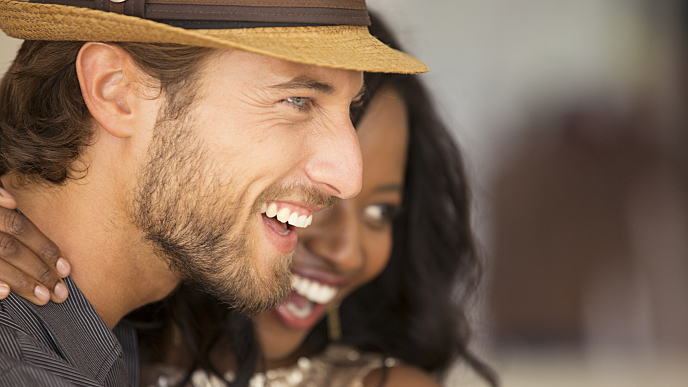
[0, 293, 55, 355]
[0, 313, 105, 387]
[0, 320, 65, 386]
[0, 279, 139, 386]
[0, 321, 72, 386]
[0, 350, 81, 387]
[0, 298, 29, 356]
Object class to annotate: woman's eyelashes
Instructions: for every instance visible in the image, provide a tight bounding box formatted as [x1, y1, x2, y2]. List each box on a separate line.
[361, 203, 401, 230]
[350, 97, 365, 109]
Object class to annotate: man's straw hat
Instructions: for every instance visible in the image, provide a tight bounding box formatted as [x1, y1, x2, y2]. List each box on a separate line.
[0, 0, 428, 74]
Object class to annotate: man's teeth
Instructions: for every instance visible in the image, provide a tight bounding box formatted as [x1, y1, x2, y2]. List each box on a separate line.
[292, 274, 338, 304]
[261, 203, 312, 228]
[275, 208, 287, 222]
[288, 212, 299, 226]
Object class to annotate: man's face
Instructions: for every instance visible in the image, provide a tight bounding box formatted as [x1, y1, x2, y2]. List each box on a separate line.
[130, 50, 364, 313]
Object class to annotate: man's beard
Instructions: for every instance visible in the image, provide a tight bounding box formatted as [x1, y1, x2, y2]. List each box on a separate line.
[129, 112, 294, 314]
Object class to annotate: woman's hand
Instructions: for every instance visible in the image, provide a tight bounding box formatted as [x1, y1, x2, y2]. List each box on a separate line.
[0, 185, 70, 305]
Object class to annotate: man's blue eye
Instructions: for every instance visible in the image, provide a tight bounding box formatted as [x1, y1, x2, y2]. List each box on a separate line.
[286, 97, 307, 108]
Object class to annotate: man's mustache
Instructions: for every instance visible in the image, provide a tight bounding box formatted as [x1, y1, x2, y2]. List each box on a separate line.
[253, 182, 337, 213]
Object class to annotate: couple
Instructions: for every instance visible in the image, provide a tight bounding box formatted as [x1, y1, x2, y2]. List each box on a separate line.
[0, 2, 495, 387]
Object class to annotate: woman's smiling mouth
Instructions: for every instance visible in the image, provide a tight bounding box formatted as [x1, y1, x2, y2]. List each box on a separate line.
[273, 274, 340, 330]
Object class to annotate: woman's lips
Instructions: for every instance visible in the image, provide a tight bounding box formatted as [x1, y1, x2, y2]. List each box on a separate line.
[291, 274, 339, 304]
[292, 266, 351, 288]
[273, 291, 326, 330]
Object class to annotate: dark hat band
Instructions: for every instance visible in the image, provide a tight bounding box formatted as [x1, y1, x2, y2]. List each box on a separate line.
[29, 0, 371, 27]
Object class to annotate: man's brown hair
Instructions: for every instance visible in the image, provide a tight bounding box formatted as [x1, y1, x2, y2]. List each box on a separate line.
[0, 41, 214, 184]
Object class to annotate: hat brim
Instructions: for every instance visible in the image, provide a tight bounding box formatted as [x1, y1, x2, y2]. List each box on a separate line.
[0, 0, 428, 74]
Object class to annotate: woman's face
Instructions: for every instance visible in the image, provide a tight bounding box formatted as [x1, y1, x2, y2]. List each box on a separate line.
[252, 86, 409, 363]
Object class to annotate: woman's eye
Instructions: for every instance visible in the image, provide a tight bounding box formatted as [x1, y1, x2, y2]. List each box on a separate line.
[285, 97, 308, 109]
[351, 97, 364, 109]
[362, 203, 401, 229]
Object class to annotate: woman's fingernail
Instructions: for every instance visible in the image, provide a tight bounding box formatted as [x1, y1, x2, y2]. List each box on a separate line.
[0, 283, 9, 298]
[34, 285, 50, 303]
[0, 187, 12, 198]
[55, 258, 71, 277]
[54, 282, 68, 301]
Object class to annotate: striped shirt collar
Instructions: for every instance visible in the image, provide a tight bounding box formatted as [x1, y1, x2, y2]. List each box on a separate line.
[0, 277, 138, 386]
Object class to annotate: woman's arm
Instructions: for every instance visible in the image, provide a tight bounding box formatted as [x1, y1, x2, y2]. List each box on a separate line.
[0, 185, 70, 305]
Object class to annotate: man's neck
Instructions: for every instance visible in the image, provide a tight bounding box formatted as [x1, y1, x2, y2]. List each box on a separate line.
[1, 174, 179, 329]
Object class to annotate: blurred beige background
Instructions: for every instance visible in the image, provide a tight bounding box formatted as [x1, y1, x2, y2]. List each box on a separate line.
[2, 1, 688, 386]
[0, 30, 19, 74]
[366, 1, 688, 386]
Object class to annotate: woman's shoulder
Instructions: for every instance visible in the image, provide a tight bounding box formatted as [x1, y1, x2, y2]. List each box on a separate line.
[363, 364, 441, 387]
[140, 344, 442, 387]
[316, 344, 440, 387]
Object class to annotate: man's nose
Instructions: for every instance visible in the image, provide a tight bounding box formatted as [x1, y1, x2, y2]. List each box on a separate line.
[303, 200, 363, 272]
[303, 116, 362, 199]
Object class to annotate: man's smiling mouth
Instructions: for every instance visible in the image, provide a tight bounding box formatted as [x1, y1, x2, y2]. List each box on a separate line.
[260, 201, 314, 236]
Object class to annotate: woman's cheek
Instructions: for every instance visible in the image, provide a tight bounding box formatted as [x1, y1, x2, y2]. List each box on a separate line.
[361, 230, 393, 283]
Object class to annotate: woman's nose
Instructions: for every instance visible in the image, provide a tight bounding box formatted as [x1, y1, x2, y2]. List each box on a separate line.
[302, 199, 363, 273]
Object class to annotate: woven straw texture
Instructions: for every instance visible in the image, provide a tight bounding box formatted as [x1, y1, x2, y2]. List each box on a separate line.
[0, 0, 428, 73]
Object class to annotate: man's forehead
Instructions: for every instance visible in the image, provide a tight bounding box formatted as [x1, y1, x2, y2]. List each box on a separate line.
[270, 75, 365, 97]
[209, 49, 363, 95]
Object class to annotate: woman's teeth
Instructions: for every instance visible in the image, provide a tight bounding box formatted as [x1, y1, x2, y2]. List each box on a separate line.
[261, 203, 312, 228]
[292, 274, 339, 304]
[285, 299, 314, 318]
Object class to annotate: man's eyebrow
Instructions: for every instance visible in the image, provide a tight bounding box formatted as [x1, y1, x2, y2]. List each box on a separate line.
[269, 77, 334, 94]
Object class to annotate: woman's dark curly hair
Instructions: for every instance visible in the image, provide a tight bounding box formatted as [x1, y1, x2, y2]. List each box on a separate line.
[302, 13, 497, 385]
[133, 12, 497, 387]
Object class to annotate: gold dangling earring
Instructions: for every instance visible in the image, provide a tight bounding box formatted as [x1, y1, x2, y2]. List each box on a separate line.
[327, 303, 342, 342]
[172, 322, 183, 347]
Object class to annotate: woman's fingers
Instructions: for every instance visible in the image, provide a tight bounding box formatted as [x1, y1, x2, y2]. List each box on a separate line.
[0, 230, 69, 303]
[0, 208, 70, 303]
[0, 183, 71, 304]
[0, 281, 9, 299]
[0, 207, 68, 272]
[0, 259, 62, 305]
[0, 187, 17, 210]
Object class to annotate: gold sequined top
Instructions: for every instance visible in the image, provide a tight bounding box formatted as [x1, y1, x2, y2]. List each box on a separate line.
[145, 344, 398, 387]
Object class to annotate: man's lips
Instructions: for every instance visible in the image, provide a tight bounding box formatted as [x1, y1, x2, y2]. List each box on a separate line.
[263, 214, 292, 236]
[258, 197, 334, 254]
[259, 200, 322, 254]
[261, 213, 298, 254]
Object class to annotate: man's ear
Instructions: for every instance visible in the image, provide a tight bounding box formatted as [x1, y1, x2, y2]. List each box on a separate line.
[76, 43, 145, 138]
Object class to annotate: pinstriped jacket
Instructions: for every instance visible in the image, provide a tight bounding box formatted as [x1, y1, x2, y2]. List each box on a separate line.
[0, 277, 138, 386]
